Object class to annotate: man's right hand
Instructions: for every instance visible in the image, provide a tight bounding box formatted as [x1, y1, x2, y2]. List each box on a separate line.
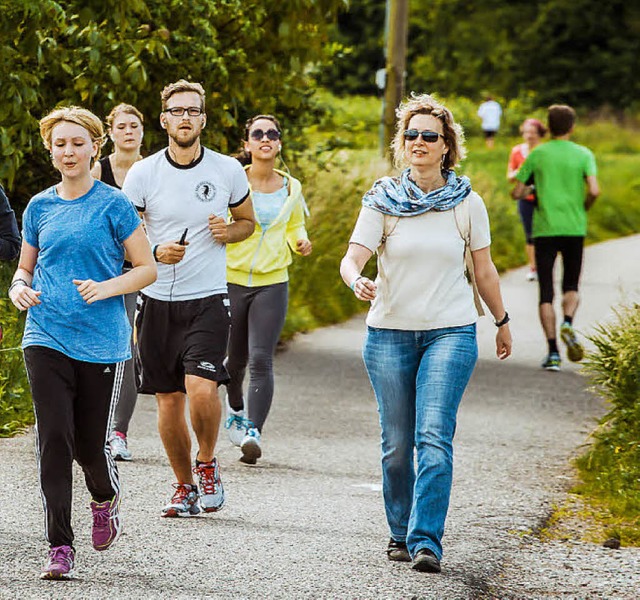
[155, 241, 189, 264]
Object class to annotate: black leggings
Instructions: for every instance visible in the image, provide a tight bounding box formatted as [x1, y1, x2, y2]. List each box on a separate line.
[534, 236, 584, 305]
[226, 282, 288, 431]
[24, 346, 123, 548]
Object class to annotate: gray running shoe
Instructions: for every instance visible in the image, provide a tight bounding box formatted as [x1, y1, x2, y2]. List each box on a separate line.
[109, 432, 132, 461]
[240, 427, 262, 465]
[560, 323, 584, 362]
[161, 484, 201, 518]
[194, 458, 225, 512]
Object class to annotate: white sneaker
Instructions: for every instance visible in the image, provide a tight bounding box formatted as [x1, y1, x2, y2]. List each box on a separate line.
[108, 432, 132, 461]
[224, 404, 248, 447]
[240, 428, 262, 465]
[525, 269, 538, 282]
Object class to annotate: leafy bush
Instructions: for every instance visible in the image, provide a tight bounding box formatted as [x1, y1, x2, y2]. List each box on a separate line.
[0, 263, 32, 437]
[573, 305, 640, 541]
[283, 149, 387, 339]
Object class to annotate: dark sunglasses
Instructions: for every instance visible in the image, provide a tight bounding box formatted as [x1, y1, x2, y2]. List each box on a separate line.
[249, 128, 281, 141]
[403, 129, 444, 143]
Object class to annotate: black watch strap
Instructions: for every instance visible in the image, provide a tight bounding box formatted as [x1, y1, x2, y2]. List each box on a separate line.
[495, 312, 510, 327]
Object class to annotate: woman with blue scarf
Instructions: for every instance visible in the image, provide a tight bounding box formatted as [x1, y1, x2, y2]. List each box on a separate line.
[340, 94, 512, 573]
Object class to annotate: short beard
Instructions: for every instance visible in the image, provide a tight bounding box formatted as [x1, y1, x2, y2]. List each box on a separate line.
[170, 129, 200, 148]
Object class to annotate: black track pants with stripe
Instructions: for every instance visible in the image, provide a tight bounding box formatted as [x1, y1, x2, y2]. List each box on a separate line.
[24, 346, 123, 549]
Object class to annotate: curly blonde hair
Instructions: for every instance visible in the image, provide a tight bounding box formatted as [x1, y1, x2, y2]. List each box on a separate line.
[39, 106, 105, 165]
[391, 93, 467, 171]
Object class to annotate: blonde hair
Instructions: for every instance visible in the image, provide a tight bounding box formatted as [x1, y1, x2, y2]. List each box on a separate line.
[161, 79, 206, 111]
[106, 103, 144, 130]
[39, 106, 105, 165]
[391, 93, 467, 171]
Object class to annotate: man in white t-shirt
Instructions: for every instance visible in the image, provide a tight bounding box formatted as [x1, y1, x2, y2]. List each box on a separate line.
[477, 95, 502, 148]
[123, 79, 255, 517]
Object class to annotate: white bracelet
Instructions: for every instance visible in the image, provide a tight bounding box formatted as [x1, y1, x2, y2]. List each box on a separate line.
[350, 276, 363, 291]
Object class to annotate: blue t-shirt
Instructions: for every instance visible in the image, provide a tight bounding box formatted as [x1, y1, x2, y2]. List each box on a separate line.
[21, 180, 141, 363]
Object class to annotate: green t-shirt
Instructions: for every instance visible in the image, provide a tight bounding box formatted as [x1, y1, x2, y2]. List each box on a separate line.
[517, 140, 597, 237]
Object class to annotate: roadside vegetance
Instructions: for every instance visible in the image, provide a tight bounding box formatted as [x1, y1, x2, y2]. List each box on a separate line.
[571, 304, 640, 545]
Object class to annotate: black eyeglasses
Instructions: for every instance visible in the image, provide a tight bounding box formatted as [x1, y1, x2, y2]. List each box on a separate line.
[403, 129, 444, 143]
[249, 128, 281, 141]
[164, 107, 203, 117]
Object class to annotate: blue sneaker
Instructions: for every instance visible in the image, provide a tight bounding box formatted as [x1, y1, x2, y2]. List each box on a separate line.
[225, 411, 249, 447]
[240, 427, 262, 465]
[193, 458, 225, 513]
[560, 323, 584, 362]
[542, 352, 561, 371]
[161, 484, 201, 518]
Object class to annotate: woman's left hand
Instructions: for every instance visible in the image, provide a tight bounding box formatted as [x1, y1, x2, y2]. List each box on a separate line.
[496, 324, 512, 360]
[296, 239, 312, 256]
[73, 279, 112, 304]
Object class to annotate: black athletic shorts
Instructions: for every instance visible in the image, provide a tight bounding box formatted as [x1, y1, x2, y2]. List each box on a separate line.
[534, 236, 584, 305]
[483, 129, 497, 139]
[135, 293, 231, 394]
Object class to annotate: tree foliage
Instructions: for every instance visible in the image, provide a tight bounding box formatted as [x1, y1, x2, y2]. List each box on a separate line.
[320, 0, 640, 112]
[0, 0, 346, 211]
[317, 0, 386, 95]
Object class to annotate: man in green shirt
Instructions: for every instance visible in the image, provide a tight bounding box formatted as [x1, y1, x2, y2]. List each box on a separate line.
[513, 104, 599, 371]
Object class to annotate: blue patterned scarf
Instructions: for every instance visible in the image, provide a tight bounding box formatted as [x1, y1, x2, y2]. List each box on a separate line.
[362, 168, 471, 216]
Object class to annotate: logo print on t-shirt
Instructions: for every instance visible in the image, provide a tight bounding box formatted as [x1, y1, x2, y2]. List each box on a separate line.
[195, 181, 216, 203]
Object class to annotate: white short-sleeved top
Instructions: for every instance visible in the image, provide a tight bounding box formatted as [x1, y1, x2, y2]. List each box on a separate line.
[123, 148, 249, 301]
[350, 191, 491, 331]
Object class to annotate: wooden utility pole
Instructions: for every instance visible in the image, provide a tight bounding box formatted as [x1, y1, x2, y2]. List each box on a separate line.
[381, 0, 409, 160]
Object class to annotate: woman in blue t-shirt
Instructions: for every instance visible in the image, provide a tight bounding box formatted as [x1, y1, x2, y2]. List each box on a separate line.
[8, 106, 156, 581]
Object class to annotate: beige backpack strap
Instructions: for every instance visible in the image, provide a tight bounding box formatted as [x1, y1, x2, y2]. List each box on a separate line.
[453, 199, 485, 317]
[378, 214, 400, 254]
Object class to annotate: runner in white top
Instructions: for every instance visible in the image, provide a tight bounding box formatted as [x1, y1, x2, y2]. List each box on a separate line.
[477, 95, 502, 148]
[122, 79, 255, 518]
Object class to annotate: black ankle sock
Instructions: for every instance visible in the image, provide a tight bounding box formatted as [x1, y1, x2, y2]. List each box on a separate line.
[229, 405, 244, 412]
[548, 339, 559, 354]
[563, 315, 573, 325]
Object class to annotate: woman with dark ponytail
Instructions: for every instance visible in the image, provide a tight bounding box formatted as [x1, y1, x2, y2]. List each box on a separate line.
[224, 115, 312, 464]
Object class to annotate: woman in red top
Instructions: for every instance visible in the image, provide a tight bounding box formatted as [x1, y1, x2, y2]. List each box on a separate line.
[507, 118, 546, 281]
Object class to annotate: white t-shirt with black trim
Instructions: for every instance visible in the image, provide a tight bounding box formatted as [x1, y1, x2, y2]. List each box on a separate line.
[349, 191, 491, 331]
[123, 147, 249, 301]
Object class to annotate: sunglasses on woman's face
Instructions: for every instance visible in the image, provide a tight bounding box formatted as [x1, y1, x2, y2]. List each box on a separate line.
[249, 128, 281, 141]
[403, 129, 444, 143]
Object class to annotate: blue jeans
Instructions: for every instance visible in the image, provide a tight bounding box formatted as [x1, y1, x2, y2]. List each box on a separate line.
[363, 324, 478, 560]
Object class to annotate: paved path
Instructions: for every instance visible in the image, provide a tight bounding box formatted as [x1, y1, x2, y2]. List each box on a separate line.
[0, 235, 639, 599]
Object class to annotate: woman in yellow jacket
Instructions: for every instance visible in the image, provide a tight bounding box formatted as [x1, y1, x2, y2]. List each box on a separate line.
[225, 115, 312, 464]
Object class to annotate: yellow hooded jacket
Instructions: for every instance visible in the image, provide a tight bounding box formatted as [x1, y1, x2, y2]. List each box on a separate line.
[227, 168, 309, 287]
